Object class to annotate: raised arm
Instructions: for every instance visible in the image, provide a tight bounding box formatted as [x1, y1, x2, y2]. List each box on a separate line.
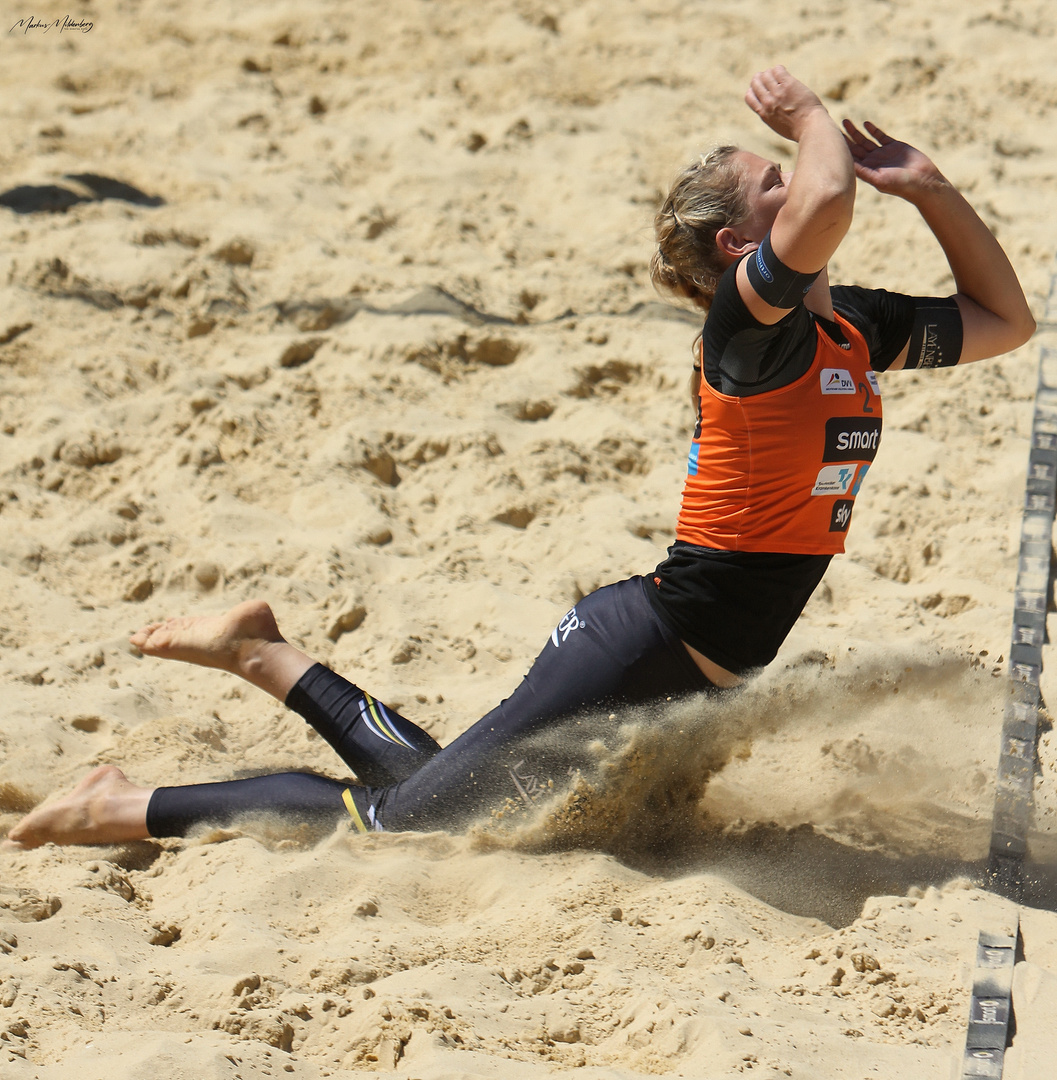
[720, 66, 856, 325]
[844, 120, 1036, 367]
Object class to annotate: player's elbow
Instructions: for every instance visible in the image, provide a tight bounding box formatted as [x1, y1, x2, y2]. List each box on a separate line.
[1013, 309, 1037, 349]
[997, 308, 1037, 355]
[958, 295, 1036, 363]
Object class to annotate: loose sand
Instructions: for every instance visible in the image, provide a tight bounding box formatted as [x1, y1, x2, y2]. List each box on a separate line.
[3, 1, 1057, 1076]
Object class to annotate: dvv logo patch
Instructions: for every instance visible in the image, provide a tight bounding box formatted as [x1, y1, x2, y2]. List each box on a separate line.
[820, 368, 855, 394]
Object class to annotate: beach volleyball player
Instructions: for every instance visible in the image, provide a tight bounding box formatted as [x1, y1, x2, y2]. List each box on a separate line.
[5, 66, 1034, 849]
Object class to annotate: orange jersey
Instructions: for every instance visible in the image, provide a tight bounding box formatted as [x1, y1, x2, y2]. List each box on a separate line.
[677, 314, 881, 554]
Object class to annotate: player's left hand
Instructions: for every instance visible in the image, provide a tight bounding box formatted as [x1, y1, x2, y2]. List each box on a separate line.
[842, 120, 944, 200]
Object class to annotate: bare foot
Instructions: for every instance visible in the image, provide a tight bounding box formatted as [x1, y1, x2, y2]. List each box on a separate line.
[2, 766, 153, 850]
[131, 599, 284, 673]
[130, 600, 315, 701]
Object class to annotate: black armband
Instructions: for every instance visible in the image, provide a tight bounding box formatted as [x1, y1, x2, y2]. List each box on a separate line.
[903, 296, 962, 369]
[744, 232, 822, 309]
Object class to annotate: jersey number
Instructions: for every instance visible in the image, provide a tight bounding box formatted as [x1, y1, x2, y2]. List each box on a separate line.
[858, 380, 874, 414]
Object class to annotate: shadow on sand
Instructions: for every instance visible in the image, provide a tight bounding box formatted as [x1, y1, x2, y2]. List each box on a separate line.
[0, 173, 163, 213]
[612, 820, 1057, 928]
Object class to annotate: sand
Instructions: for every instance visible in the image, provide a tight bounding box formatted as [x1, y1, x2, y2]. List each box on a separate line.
[2, 0, 1057, 1076]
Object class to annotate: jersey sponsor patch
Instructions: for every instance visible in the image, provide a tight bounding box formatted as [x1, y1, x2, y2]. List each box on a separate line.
[820, 368, 856, 394]
[850, 463, 870, 496]
[823, 417, 882, 462]
[811, 464, 858, 496]
[829, 499, 854, 532]
[865, 371, 880, 396]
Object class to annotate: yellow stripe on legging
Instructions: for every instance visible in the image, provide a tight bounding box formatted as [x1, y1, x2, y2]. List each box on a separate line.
[342, 787, 368, 833]
[365, 695, 403, 746]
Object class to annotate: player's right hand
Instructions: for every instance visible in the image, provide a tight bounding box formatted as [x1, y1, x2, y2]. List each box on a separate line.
[745, 65, 827, 142]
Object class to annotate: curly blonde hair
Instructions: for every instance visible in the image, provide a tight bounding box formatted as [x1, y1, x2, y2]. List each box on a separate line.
[650, 146, 747, 313]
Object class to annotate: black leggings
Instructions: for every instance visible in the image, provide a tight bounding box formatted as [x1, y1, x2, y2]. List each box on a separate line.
[145, 577, 716, 837]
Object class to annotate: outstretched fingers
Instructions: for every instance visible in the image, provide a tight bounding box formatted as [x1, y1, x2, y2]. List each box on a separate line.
[862, 120, 894, 144]
[841, 120, 870, 155]
[842, 119, 895, 153]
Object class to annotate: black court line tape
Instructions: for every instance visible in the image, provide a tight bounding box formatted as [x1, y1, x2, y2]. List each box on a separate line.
[966, 309, 1057, 1079]
[961, 929, 1018, 1080]
[986, 343, 1057, 899]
